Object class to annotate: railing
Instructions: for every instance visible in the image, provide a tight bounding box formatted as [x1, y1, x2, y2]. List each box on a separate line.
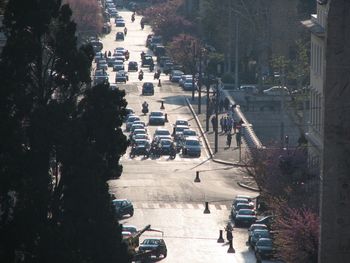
[218, 82, 264, 150]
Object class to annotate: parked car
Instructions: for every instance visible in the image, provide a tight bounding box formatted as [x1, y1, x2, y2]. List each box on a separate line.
[115, 32, 125, 41]
[163, 62, 174, 75]
[149, 112, 165, 125]
[255, 238, 274, 260]
[182, 136, 201, 157]
[138, 238, 167, 258]
[112, 199, 134, 218]
[248, 224, 268, 243]
[142, 82, 155, 95]
[239, 85, 259, 94]
[263, 86, 289, 95]
[231, 203, 255, 219]
[169, 70, 184, 82]
[179, 75, 192, 87]
[183, 78, 197, 91]
[128, 61, 138, 71]
[250, 229, 271, 248]
[255, 215, 275, 230]
[234, 209, 257, 227]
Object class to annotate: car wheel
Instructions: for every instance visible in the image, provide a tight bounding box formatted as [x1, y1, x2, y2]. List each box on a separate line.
[163, 252, 167, 258]
[129, 210, 134, 217]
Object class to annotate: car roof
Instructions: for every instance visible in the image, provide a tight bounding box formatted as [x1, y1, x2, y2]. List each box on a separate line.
[185, 136, 199, 141]
[151, 112, 164, 115]
[156, 127, 168, 131]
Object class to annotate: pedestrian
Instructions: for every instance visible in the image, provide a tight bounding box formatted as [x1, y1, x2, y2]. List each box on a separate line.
[224, 97, 229, 111]
[232, 119, 236, 134]
[225, 222, 233, 242]
[226, 133, 232, 148]
[104, 51, 107, 58]
[108, 50, 111, 57]
[220, 116, 224, 133]
[223, 117, 227, 133]
[219, 99, 224, 113]
[236, 132, 242, 147]
[227, 117, 233, 134]
[211, 116, 216, 132]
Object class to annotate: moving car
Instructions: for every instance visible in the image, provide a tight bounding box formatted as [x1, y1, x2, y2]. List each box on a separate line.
[126, 115, 141, 131]
[115, 32, 125, 41]
[138, 238, 167, 258]
[97, 60, 108, 71]
[173, 125, 189, 141]
[112, 60, 125, 71]
[130, 139, 150, 158]
[128, 61, 138, 71]
[182, 136, 201, 157]
[149, 112, 165, 125]
[157, 138, 174, 155]
[141, 55, 153, 66]
[183, 78, 197, 91]
[115, 70, 128, 83]
[234, 209, 257, 227]
[142, 82, 154, 95]
[174, 119, 189, 127]
[112, 199, 134, 218]
[115, 18, 125, 27]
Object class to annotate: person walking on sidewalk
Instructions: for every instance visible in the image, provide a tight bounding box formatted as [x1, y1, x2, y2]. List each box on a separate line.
[236, 131, 242, 147]
[226, 133, 232, 148]
[224, 97, 229, 111]
[211, 116, 217, 132]
[220, 116, 224, 133]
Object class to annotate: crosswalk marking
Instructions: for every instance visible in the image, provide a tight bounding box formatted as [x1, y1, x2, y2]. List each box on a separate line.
[132, 202, 231, 211]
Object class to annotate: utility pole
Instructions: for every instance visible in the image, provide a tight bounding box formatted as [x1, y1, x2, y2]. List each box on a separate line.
[192, 42, 196, 101]
[206, 81, 210, 132]
[214, 80, 219, 153]
[234, 16, 239, 90]
[198, 48, 202, 114]
[227, 0, 232, 73]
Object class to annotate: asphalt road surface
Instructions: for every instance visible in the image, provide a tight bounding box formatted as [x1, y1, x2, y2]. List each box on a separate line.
[103, 9, 272, 263]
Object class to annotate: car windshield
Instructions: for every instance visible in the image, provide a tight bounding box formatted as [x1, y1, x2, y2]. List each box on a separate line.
[186, 140, 199, 146]
[151, 112, 163, 117]
[183, 130, 196, 136]
[156, 130, 170, 136]
[161, 140, 172, 146]
[123, 226, 137, 233]
[176, 120, 188, 126]
[127, 116, 139, 122]
[143, 239, 160, 245]
[176, 127, 188, 132]
[134, 134, 147, 140]
[254, 230, 270, 238]
[135, 140, 148, 146]
[238, 209, 255, 215]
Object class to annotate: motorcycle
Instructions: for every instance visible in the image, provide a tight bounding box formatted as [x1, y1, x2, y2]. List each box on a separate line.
[153, 70, 160, 80]
[138, 72, 144, 81]
[125, 52, 130, 61]
[131, 14, 135, 22]
[150, 145, 160, 158]
[169, 147, 176, 159]
[142, 105, 149, 115]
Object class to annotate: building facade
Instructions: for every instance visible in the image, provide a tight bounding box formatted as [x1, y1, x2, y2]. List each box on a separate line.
[302, 3, 328, 174]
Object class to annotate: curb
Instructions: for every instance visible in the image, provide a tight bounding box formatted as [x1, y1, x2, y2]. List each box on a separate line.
[185, 98, 213, 159]
[237, 182, 260, 192]
[185, 98, 249, 168]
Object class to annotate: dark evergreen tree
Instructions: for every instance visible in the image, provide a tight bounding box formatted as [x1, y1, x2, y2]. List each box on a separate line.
[0, 0, 130, 262]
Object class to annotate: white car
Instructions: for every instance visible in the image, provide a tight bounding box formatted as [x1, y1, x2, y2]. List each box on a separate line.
[182, 136, 201, 157]
[263, 86, 289, 96]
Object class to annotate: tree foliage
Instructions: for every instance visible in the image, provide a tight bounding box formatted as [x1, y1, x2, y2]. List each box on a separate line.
[0, 1, 130, 262]
[64, 0, 103, 35]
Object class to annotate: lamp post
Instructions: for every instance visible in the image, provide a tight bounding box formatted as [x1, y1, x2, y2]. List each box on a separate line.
[198, 47, 202, 114]
[191, 42, 196, 101]
[214, 79, 219, 153]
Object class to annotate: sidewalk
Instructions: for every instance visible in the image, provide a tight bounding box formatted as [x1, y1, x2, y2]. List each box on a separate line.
[185, 93, 259, 192]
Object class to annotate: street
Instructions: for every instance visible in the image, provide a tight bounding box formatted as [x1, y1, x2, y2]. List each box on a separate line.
[105, 9, 264, 263]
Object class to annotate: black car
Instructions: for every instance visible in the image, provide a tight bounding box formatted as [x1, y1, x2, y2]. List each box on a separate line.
[141, 55, 153, 66]
[142, 82, 154, 95]
[255, 238, 274, 260]
[112, 199, 134, 218]
[128, 61, 138, 71]
[234, 209, 257, 227]
[115, 32, 124, 41]
[138, 238, 167, 258]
